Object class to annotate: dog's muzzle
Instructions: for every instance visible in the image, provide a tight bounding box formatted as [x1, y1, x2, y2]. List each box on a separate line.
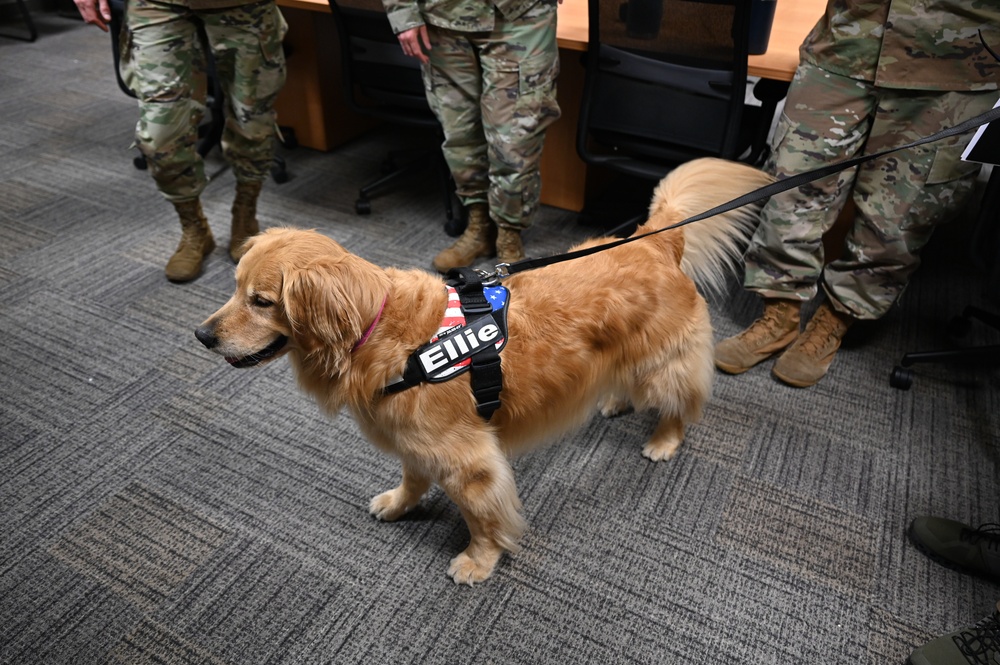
[222, 335, 288, 368]
[194, 324, 288, 368]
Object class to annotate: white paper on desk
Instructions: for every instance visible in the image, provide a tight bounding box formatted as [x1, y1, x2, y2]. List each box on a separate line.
[962, 95, 1000, 166]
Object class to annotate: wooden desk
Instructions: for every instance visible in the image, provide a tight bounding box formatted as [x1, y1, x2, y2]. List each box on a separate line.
[275, 0, 825, 211]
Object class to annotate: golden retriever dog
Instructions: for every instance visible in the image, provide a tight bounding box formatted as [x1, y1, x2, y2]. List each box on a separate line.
[196, 157, 772, 585]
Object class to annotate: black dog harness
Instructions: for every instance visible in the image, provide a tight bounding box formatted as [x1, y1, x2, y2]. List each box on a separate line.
[384, 268, 509, 421]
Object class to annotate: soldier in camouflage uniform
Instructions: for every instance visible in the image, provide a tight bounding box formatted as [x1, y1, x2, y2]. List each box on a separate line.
[715, 0, 1000, 387]
[383, 0, 561, 273]
[74, 0, 287, 282]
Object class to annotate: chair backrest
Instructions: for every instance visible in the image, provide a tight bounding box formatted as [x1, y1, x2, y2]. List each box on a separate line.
[577, 0, 753, 179]
[326, 0, 440, 129]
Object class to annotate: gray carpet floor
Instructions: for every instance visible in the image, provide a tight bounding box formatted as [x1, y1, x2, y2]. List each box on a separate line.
[1, 14, 999, 665]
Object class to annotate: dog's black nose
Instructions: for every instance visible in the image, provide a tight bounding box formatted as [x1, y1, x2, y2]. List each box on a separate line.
[195, 324, 218, 349]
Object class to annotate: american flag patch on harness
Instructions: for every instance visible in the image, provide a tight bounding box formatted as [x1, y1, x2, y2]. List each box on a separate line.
[425, 285, 508, 381]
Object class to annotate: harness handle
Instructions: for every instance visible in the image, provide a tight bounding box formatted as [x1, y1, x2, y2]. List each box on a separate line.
[446, 267, 504, 419]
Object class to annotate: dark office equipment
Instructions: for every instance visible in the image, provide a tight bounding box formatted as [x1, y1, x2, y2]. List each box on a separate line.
[326, 0, 461, 235]
[747, 0, 777, 55]
[890, 169, 1000, 389]
[0, 0, 37, 42]
[577, 0, 776, 233]
[108, 0, 288, 183]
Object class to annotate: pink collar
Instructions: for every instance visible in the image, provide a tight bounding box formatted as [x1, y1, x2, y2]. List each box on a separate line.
[352, 295, 387, 352]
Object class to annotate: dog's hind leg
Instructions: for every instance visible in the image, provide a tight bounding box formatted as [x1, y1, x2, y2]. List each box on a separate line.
[633, 339, 714, 462]
[439, 442, 526, 585]
[638, 367, 711, 461]
[370, 462, 432, 521]
[597, 393, 633, 418]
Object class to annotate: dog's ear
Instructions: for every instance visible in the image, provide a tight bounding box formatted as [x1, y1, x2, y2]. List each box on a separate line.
[281, 256, 382, 374]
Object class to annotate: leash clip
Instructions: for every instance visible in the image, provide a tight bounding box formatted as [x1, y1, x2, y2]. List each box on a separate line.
[482, 263, 510, 285]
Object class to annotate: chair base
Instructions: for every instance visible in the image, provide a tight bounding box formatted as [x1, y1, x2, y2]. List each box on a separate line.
[890, 306, 1000, 390]
[354, 143, 460, 235]
[0, 0, 37, 42]
[889, 169, 1000, 390]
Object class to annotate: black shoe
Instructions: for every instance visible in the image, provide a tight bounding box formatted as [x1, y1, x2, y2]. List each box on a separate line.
[909, 517, 1000, 583]
[908, 601, 1000, 665]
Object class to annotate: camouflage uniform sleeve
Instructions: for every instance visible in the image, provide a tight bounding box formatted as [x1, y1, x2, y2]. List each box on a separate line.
[382, 0, 424, 34]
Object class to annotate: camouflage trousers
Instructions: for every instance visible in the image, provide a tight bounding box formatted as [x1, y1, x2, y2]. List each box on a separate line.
[422, 3, 561, 229]
[743, 61, 994, 319]
[119, 0, 287, 202]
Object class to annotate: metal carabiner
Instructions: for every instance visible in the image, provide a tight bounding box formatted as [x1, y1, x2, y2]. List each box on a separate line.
[491, 263, 511, 283]
[477, 264, 509, 286]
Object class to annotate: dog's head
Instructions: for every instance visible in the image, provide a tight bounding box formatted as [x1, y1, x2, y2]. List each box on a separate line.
[195, 228, 389, 376]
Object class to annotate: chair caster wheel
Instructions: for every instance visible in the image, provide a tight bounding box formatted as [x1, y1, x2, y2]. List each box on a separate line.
[356, 198, 372, 215]
[279, 126, 298, 150]
[271, 166, 289, 184]
[889, 366, 913, 390]
[133, 155, 148, 170]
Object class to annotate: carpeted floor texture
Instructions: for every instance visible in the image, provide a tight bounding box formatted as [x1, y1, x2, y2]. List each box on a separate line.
[1, 14, 998, 665]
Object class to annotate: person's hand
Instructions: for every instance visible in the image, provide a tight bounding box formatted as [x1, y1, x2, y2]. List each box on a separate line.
[74, 0, 112, 31]
[397, 25, 431, 64]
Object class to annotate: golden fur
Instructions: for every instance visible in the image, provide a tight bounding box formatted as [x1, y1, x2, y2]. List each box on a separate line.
[197, 157, 773, 584]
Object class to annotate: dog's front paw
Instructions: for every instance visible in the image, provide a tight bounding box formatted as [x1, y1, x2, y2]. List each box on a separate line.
[369, 488, 412, 521]
[642, 440, 680, 462]
[447, 552, 497, 586]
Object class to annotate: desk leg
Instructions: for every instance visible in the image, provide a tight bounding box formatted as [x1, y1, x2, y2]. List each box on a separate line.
[539, 48, 589, 213]
[275, 7, 377, 152]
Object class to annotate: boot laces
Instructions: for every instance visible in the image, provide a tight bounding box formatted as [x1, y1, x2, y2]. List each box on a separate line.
[951, 606, 1000, 664]
[176, 222, 209, 254]
[738, 304, 794, 347]
[178, 230, 201, 252]
[961, 524, 1000, 552]
[798, 308, 847, 357]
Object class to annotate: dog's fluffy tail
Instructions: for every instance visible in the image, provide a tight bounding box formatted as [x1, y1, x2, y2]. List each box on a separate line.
[644, 157, 774, 295]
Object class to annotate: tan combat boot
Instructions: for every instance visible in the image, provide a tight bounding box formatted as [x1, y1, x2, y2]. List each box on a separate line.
[772, 301, 854, 388]
[496, 225, 525, 265]
[165, 199, 215, 283]
[230, 180, 262, 262]
[432, 203, 496, 274]
[714, 298, 801, 374]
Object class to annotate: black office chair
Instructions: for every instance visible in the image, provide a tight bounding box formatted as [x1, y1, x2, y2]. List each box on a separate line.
[326, 0, 462, 236]
[577, 0, 769, 234]
[0, 0, 37, 42]
[889, 168, 1000, 389]
[108, 0, 288, 182]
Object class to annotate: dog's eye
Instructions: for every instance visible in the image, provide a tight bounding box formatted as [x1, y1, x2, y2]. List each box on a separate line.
[252, 295, 274, 308]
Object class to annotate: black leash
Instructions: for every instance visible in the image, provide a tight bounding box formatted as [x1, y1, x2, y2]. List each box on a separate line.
[478, 101, 1000, 285]
[397, 85, 1000, 420]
